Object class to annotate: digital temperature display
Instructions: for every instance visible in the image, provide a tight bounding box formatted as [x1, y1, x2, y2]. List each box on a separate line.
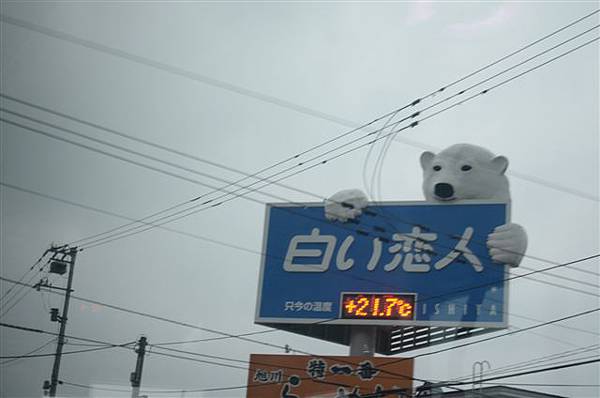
[341, 293, 416, 320]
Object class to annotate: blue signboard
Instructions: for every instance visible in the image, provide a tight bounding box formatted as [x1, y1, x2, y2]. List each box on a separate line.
[255, 201, 509, 328]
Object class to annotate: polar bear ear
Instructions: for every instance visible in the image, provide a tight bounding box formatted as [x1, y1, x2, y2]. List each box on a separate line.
[420, 151, 435, 170]
[491, 155, 509, 174]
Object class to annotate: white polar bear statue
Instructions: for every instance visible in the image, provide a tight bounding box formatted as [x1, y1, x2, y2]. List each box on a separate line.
[325, 143, 527, 267]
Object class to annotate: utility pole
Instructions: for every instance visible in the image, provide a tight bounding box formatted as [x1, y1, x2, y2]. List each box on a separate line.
[130, 336, 148, 398]
[41, 246, 77, 397]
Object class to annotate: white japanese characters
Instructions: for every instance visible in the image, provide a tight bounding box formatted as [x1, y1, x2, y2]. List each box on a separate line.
[284, 301, 333, 312]
[283, 228, 335, 272]
[282, 225, 484, 273]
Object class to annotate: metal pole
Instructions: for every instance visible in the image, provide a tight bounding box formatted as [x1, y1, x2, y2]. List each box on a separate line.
[349, 326, 377, 356]
[49, 248, 77, 397]
[131, 336, 148, 398]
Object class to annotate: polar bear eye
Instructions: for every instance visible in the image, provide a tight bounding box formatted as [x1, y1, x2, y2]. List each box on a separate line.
[461, 165, 472, 171]
[433, 165, 442, 171]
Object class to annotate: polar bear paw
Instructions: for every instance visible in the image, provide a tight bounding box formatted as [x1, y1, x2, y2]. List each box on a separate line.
[486, 223, 528, 267]
[324, 189, 369, 222]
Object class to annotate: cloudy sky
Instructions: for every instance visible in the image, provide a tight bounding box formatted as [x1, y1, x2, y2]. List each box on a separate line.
[1, 2, 598, 398]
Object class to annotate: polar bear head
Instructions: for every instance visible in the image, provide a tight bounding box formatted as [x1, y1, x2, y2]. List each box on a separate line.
[420, 143, 511, 202]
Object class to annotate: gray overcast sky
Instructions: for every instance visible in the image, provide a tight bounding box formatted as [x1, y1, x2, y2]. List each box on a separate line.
[1, 2, 598, 398]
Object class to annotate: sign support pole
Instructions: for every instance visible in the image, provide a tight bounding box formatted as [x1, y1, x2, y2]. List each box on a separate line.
[349, 326, 376, 356]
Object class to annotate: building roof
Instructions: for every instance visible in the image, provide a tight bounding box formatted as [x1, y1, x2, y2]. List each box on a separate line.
[440, 385, 567, 398]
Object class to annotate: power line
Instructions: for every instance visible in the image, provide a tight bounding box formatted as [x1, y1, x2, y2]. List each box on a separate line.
[3, 253, 600, 355]
[378, 307, 600, 369]
[60, 381, 130, 394]
[0, 261, 50, 319]
[2, 295, 597, 397]
[0, 180, 272, 257]
[0, 338, 56, 366]
[0, 250, 49, 310]
[355, 356, 600, 398]
[0, 10, 589, 308]
[3, 179, 599, 316]
[480, 382, 600, 387]
[1, 271, 598, 367]
[0, 322, 135, 348]
[3, 247, 600, 352]
[3, 179, 599, 318]
[0, 344, 126, 360]
[446, 358, 600, 387]
[0, 116, 597, 287]
[1, 8, 598, 204]
[1, 7, 596, 394]
[66, 36, 600, 253]
[0, 321, 446, 395]
[150, 342, 599, 394]
[59, 354, 600, 396]
[3, 13, 598, 243]
[0, 12, 596, 251]
[3, 44, 595, 280]
[446, 344, 599, 383]
[0, 27, 596, 276]
[1, 269, 597, 373]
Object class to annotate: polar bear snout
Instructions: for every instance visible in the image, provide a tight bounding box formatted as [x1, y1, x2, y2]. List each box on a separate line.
[434, 183, 455, 200]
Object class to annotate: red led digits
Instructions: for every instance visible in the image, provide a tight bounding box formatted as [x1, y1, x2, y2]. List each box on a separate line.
[341, 293, 416, 320]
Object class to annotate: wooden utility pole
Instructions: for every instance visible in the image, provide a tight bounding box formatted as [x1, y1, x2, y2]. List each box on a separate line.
[43, 246, 77, 397]
[130, 336, 148, 398]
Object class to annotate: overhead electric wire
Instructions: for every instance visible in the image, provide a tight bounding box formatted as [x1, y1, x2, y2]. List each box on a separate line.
[446, 343, 600, 383]
[4, 233, 600, 349]
[1, 8, 598, 202]
[377, 307, 600, 369]
[0, 322, 135, 348]
[2, 264, 598, 364]
[1, 120, 572, 294]
[1, 268, 598, 364]
[58, 353, 600, 397]
[140, 350, 461, 397]
[60, 381, 131, 394]
[356, 357, 600, 398]
[0, 321, 457, 396]
[3, 178, 599, 322]
[445, 358, 600, 387]
[0, 252, 47, 302]
[372, 23, 599, 203]
[0, 284, 34, 318]
[0, 250, 49, 313]
[1, 13, 596, 296]
[149, 342, 599, 393]
[1, 19, 597, 351]
[0, 338, 56, 366]
[66, 36, 600, 261]
[150, 329, 276, 346]
[0, 344, 128, 359]
[3, 233, 600, 353]
[1, 10, 596, 396]
[0, 12, 596, 253]
[1, 281, 597, 396]
[470, 353, 600, 382]
[4, 108, 599, 290]
[0, 27, 594, 281]
[0, 261, 50, 319]
[480, 382, 600, 387]
[0, 181, 273, 258]
[2, 34, 594, 286]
